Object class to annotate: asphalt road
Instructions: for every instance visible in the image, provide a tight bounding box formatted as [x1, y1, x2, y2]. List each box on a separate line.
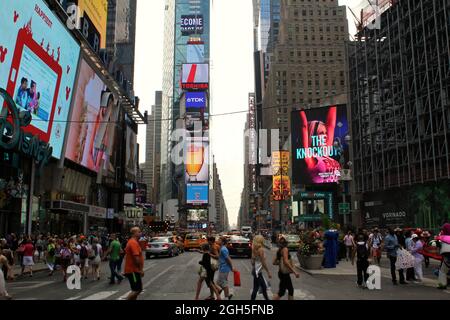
[5, 248, 450, 300]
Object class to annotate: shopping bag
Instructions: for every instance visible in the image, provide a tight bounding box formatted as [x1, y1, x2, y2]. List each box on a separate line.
[395, 249, 415, 270]
[233, 270, 241, 287]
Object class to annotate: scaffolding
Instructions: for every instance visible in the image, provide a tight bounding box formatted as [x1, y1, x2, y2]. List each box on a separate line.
[348, 0, 450, 194]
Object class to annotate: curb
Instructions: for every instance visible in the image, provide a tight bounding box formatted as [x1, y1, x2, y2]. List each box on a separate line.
[295, 264, 314, 276]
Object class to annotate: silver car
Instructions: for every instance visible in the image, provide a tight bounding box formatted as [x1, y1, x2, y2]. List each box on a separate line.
[145, 237, 179, 259]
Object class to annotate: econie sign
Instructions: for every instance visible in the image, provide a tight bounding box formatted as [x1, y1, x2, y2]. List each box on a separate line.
[181, 15, 204, 35]
[185, 92, 206, 109]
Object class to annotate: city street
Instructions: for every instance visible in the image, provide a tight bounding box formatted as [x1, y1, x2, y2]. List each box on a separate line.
[6, 248, 450, 300]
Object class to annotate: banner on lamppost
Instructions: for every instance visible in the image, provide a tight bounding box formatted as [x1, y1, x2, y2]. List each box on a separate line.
[272, 151, 291, 201]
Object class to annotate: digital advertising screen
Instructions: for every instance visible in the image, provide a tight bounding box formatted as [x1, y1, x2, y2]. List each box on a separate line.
[187, 43, 205, 63]
[65, 59, 119, 174]
[291, 105, 349, 185]
[185, 140, 209, 183]
[126, 126, 138, 178]
[272, 151, 291, 201]
[77, 0, 108, 48]
[185, 92, 206, 109]
[0, 0, 81, 159]
[186, 185, 209, 206]
[181, 64, 209, 90]
[181, 15, 204, 36]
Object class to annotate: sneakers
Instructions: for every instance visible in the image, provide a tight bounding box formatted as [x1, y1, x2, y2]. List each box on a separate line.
[228, 294, 233, 300]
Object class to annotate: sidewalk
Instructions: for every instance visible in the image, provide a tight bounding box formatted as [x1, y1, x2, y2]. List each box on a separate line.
[295, 255, 443, 289]
[11, 261, 49, 277]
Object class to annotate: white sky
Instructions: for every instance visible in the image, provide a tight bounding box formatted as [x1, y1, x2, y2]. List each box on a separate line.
[134, 0, 367, 228]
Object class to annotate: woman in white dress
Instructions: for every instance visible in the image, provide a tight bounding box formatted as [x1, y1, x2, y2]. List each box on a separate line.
[0, 251, 12, 299]
[90, 238, 103, 281]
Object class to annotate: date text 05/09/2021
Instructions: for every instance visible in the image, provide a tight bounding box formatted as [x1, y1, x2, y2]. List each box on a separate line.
[174, 305, 275, 318]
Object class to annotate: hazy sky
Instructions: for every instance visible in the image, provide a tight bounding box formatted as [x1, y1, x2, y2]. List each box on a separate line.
[134, 0, 367, 227]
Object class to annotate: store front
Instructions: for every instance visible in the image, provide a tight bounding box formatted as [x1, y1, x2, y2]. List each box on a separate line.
[293, 191, 334, 229]
[46, 201, 89, 235]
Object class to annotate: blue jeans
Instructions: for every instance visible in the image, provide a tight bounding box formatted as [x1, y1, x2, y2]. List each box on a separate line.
[109, 260, 123, 283]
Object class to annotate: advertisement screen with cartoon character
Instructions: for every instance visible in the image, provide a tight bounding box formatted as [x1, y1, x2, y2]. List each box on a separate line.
[291, 105, 349, 185]
[0, 0, 80, 159]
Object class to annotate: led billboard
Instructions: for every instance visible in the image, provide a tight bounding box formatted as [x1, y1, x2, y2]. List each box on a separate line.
[0, 0, 80, 159]
[65, 59, 119, 173]
[187, 184, 209, 205]
[185, 140, 209, 183]
[181, 64, 209, 90]
[291, 105, 349, 184]
[272, 151, 291, 201]
[78, 0, 108, 48]
[181, 15, 204, 36]
[185, 92, 206, 109]
[187, 43, 205, 63]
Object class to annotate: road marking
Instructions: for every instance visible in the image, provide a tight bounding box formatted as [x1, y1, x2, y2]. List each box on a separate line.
[240, 260, 251, 273]
[81, 291, 118, 300]
[144, 262, 156, 272]
[65, 296, 81, 300]
[144, 265, 175, 289]
[9, 281, 53, 290]
[117, 289, 146, 300]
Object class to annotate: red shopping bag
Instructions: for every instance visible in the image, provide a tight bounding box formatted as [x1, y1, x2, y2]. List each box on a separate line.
[233, 270, 241, 287]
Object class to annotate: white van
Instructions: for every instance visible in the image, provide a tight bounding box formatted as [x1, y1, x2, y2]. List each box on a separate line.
[241, 226, 252, 234]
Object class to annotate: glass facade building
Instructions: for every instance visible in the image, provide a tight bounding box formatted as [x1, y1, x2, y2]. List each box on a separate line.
[160, 0, 210, 202]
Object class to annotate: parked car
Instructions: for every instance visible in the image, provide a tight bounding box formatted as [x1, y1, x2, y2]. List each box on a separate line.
[286, 234, 301, 251]
[227, 236, 252, 258]
[145, 237, 179, 259]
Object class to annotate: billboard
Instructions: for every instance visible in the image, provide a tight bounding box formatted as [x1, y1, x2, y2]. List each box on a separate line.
[77, 0, 108, 48]
[181, 15, 204, 35]
[181, 64, 209, 90]
[291, 105, 349, 184]
[65, 59, 119, 173]
[185, 141, 209, 183]
[187, 184, 209, 205]
[126, 126, 138, 178]
[0, 0, 80, 159]
[272, 151, 291, 201]
[187, 209, 208, 221]
[185, 92, 206, 109]
[187, 43, 205, 63]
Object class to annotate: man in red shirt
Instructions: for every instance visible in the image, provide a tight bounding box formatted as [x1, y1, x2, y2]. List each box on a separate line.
[124, 227, 144, 300]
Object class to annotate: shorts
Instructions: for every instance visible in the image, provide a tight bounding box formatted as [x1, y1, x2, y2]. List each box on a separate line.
[372, 248, 381, 257]
[217, 272, 229, 288]
[126, 273, 143, 292]
[23, 256, 35, 266]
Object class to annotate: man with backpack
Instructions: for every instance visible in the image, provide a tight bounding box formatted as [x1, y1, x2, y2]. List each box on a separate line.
[353, 234, 370, 288]
[368, 228, 383, 265]
[79, 239, 89, 279]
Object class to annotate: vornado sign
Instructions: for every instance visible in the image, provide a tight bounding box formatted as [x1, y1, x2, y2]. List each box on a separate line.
[181, 15, 204, 35]
[0, 88, 52, 171]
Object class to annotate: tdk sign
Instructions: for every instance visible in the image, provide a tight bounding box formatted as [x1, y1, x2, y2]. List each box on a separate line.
[186, 92, 206, 109]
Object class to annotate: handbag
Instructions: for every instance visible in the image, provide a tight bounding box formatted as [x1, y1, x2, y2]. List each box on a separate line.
[395, 249, 415, 270]
[233, 270, 241, 287]
[210, 258, 219, 271]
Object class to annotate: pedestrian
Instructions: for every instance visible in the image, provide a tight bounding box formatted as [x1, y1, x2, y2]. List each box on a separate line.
[405, 230, 416, 281]
[384, 228, 406, 285]
[273, 236, 300, 300]
[410, 234, 424, 283]
[59, 242, 72, 282]
[90, 238, 102, 281]
[217, 236, 236, 300]
[35, 235, 44, 263]
[22, 238, 35, 277]
[250, 235, 272, 300]
[195, 243, 221, 300]
[0, 251, 12, 300]
[46, 239, 56, 276]
[368, 228, 383, 265]
[16, 237, 25, 274]
[352, 234, 369, 288]
[421, 231, 431, 268]
[194, 236, 220, 300]
[124, 227, 144, 300]
[105, 234, 124, 285]
[344, 231, 355, 262]
[79, 238, 89, 279]
[437, 223, 450, 290]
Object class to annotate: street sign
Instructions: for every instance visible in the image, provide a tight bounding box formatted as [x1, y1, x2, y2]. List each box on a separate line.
[339, 203, 350, 215]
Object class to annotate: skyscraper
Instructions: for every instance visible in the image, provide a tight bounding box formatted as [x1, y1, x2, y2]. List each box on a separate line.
[145, 91, 163, 204]
[160, 0, 211, 203]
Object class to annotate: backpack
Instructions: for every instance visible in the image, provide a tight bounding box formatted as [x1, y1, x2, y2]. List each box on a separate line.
[356, 242, 369, 260]
[80, 246, 88, 259]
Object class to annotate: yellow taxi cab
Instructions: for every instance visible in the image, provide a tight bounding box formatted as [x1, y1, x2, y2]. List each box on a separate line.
[184, 233, 207, 251]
